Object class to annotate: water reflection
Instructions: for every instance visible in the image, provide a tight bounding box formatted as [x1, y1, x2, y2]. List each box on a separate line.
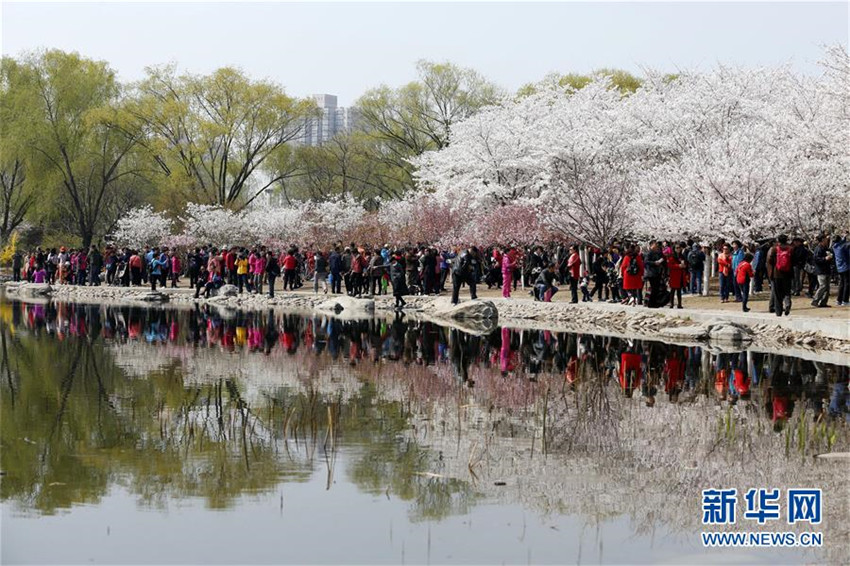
[1, 299, 849, 563]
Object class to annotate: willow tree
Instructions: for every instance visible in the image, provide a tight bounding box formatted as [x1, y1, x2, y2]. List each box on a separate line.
[355, 60, 503, 196]
[3, 50, 147, 247]
[0, 58, 37, 244]
[125, 65, 317, 209]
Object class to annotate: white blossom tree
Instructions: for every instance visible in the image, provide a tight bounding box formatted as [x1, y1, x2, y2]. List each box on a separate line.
[110, 206, 173, 247]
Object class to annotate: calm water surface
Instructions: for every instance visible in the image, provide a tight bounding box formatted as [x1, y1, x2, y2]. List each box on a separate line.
[1, 299, 848, 564]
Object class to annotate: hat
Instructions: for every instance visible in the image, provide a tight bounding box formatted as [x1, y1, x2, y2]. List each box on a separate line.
[60, 246, 67, 252]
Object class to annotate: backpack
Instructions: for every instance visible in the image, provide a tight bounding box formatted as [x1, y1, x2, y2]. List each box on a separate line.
[626, 256, 640, 276]
[687, 250, 702, 268]
[775, 246, 792, 273]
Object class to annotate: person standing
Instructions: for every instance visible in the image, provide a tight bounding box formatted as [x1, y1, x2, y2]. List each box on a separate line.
[236, 252, 250, 293]
[501, 247, 516, 298]
[314, 250, 329, 294]
[567, 245, 581, 304]
[644, 241, 665, 308]
[811, 235, 834, 308]
[767, 235, 794, 317]
[88, 246, 103, 286]
[265, 251, 280, 298]
[833, 235, 849, 306]
[667, 243, 687, 309]
[170, 251, 181, 288]
[621, 245, 644, 306]
[328, 247, 342, 294]
[731, 241, 744, 302]
[717, 244, 733, 303]
[390, 251, 408, 309]
[451, 248, 478, 305]
[11, 251, 22, 282]
[736, 252, 755, 312]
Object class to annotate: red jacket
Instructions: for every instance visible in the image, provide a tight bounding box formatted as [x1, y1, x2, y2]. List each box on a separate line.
[666, 253, 687, 289]
[736, 261, 754, 285]
[567, 252, 581, 279]
[621, 254, 644, 290]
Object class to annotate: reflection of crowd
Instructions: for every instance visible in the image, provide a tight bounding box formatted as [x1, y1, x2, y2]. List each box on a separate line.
[6, 299, 849, 427]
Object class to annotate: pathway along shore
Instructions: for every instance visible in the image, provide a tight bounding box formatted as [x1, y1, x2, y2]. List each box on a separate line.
[3, 282, 849, 362]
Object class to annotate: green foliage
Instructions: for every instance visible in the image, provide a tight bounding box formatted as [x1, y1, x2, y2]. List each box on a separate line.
[124, 65, 317, 209]
[518, 68, 644, 97]
[3, 50, 152, 247]
[352, 60, 504, 197]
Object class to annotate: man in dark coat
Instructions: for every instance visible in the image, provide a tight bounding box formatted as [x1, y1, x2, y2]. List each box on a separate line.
[390, 252, 408, 309]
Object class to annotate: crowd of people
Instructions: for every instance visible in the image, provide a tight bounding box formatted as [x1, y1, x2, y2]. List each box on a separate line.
[10, 232, 850, 316]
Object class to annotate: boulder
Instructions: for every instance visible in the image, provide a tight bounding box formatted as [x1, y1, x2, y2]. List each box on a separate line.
[428, 297, 498, 322]
[4, 282, 53, 298]
[706, 321, 753, 344]
[655, 325, 709, 342]
[316, 295, 376, 318]
[128, 291, 170, 303]
[211, 284, 238, 298]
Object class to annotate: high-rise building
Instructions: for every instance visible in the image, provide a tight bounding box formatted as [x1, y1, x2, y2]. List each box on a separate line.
[298, 94, 360, 146]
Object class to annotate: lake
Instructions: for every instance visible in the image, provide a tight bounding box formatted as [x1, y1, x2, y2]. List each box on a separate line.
[1, 299, 847, 564]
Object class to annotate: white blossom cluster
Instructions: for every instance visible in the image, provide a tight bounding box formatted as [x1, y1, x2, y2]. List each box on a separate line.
[415, 47, 850, 245]
[112, 48, 848, 250]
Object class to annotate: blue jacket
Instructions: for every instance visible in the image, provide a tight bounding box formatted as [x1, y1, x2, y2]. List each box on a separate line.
[833, 240, 849, 273]
[732, 248, 744, 271]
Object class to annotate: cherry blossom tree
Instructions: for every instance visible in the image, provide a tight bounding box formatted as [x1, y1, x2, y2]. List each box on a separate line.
[110, 205, 172, 247]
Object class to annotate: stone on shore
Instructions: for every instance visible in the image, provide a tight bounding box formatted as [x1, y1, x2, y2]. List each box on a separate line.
[4, 282, 53, 298]
[706, 320, 753, 344]
[127, 291, 170, 303]
[316, 295, 375, 318]
[429, 297, 498, 322]
[211, 284, 239, 298]
[655, 325, 709, 341]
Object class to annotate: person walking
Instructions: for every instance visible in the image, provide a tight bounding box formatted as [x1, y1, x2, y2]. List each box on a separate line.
[811, 235, 834, 308]
[149, 253, 167, 291]
[390, 251, 408, 309]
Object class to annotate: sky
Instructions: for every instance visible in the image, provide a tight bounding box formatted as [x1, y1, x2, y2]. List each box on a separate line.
[2, 1, 847, 105]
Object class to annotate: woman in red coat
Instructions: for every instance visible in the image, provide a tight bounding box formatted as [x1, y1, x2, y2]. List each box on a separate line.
[666, 242, 688, 309]
[620, 245, 645, 306]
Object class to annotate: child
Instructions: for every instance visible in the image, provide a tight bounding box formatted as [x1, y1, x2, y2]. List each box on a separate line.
[32, 264, 47, 284]
[580, 274, 592, 302]
[736, 252, 755, 312]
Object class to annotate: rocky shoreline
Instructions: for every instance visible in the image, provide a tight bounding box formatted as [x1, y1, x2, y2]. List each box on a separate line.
[4, 281, 849, 360]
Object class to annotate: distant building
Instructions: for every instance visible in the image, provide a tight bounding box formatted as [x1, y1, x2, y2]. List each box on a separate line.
[298, 94, 361, 146]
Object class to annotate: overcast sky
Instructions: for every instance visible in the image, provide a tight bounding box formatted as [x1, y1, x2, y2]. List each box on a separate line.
[2, 1, 847, 105]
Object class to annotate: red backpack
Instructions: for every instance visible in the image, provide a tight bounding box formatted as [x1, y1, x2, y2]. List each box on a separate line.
[775, 245, 792, 273]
